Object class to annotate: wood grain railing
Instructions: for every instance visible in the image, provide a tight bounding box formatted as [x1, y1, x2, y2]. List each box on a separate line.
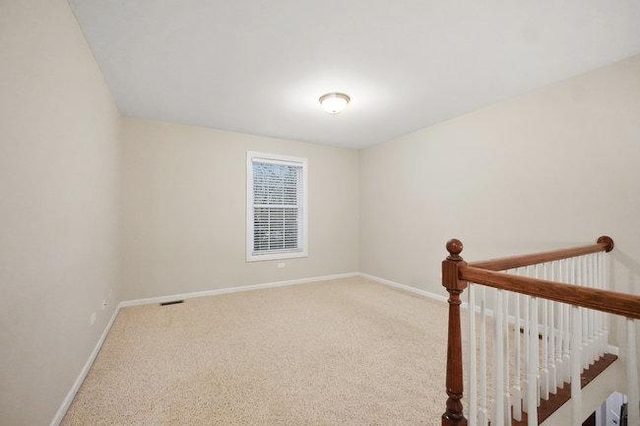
[468, 236, 614, 271]
[460, 267, 640, 320]
[441, 236, 640, 426]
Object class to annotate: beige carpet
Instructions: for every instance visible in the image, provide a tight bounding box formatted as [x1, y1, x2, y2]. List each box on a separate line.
[62, 277, 450, 425]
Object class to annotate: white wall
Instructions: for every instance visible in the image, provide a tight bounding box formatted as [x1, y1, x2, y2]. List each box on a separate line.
[360, 55, 640, 297]
[0, 1, 121, 424]
[120, 118, 360, 300]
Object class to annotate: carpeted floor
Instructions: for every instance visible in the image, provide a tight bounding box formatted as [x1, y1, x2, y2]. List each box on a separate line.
[62, 277, 450, 425]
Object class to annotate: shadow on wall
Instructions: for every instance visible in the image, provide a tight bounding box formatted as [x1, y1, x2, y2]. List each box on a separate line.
[611, 250, 640, 296]
[609, 250, 640, 416]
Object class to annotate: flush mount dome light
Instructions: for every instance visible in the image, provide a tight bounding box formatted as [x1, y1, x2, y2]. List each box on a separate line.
[319, 92, 350, 114]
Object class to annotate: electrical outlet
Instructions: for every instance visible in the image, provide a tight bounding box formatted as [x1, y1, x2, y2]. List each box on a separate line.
[277, 262, 286, 269]
[89, 312, 97, 326]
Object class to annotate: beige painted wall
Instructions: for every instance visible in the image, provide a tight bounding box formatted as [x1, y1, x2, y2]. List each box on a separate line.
[360, 55, 640, 298]
[120, 118, 360, 300]
[2, 1, 638, 422]
[0, 1, 121, 424]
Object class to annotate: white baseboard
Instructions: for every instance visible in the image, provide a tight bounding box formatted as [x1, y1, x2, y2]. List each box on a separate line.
[51, 272, 359, 424]
[50, 271, 623, 425]
[359, 272, 448, 303]
[50, 305, 120, 426]
[118, 272, 360, 308]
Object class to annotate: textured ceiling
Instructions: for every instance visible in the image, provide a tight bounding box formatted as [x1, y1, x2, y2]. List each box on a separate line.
[68, 0, 640, 149]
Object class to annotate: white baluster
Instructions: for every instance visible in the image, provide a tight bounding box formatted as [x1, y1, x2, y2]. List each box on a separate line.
[571, 306, 583, 426]
[595, 253, 605, 357]
[588, 254, 597, 362]
[598, 252, 608, 357]
[533, 265, 542, 407]
[522, 268, 531, 414]
[502, 290, 510, 426]
[527, 296, 539, 426]
[556, 260, 566, 386]
[579, 257, 589, 370]
[626, 318, 639, 426]
[561, 259, 575, 385]
[468, 284, 477, 426]
[479, 287, 488, 426]
[562, 302, 571, 384]
[549, 261, 558, 394]
[513, 290, 523, 422]
[586, 255, 595, 361]
[541, 263, 550, 401]
[583, 256, 591, 363]
[493, 289, 505, 426]
[601, 252, 610, 355]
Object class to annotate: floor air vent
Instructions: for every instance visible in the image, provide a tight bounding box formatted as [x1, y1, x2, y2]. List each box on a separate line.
[160, 300, 184, 306]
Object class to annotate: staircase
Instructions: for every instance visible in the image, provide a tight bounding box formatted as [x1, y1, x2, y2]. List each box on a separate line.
[523, 353, 617, 425]
[441, 236, 640, 426]
[540, 357, 624, 426]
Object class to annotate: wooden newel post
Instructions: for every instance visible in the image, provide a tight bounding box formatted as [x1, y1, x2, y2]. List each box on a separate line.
[442, 239, 468, 426]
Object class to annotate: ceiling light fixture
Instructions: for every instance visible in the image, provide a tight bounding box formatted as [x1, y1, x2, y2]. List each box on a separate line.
[319, 92, 350, 114]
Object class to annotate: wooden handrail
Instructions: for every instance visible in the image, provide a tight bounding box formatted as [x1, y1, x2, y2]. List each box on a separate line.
[460, 266, 640, 319]
[441, 235, 625, 426]
[468, 235, 614, 271]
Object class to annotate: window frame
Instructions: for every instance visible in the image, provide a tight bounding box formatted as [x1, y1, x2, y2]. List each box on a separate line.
[246, 151, 308, 262]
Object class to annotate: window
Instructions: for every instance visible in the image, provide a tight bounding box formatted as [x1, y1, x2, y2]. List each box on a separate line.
[246, 152, 308, 262]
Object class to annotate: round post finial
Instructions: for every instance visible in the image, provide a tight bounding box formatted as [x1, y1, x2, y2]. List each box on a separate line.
[597, 235, 614, 252]
[446, 239, 463, 260]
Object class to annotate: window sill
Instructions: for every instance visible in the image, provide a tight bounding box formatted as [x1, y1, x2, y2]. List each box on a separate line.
[246, 251, 308, 263]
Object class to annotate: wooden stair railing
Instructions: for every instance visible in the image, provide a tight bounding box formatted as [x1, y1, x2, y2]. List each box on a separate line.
[441, 236, 640, 426]
[442, 239, 468, 426]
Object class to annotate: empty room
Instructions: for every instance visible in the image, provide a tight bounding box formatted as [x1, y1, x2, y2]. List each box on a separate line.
[2, 1, 640, 425]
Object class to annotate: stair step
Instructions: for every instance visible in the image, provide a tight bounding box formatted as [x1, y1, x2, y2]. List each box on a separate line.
[511, 353, 618, 425]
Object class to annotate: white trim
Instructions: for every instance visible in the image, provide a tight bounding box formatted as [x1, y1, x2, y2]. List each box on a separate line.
[606, 344, 619, 356]
[50, 306, 120, 426]
[51, 272, 358, 423]
[359, 273, 448, 303]
[119, 272, 359, 308]
[248, 151, 309, 165]
[50, 272, 621, 425]
[246, 151, 309, 262]
[246, 250, 308, 263]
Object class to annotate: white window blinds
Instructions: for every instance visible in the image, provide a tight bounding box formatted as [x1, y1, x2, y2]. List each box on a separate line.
[247, 152, 308, 261]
